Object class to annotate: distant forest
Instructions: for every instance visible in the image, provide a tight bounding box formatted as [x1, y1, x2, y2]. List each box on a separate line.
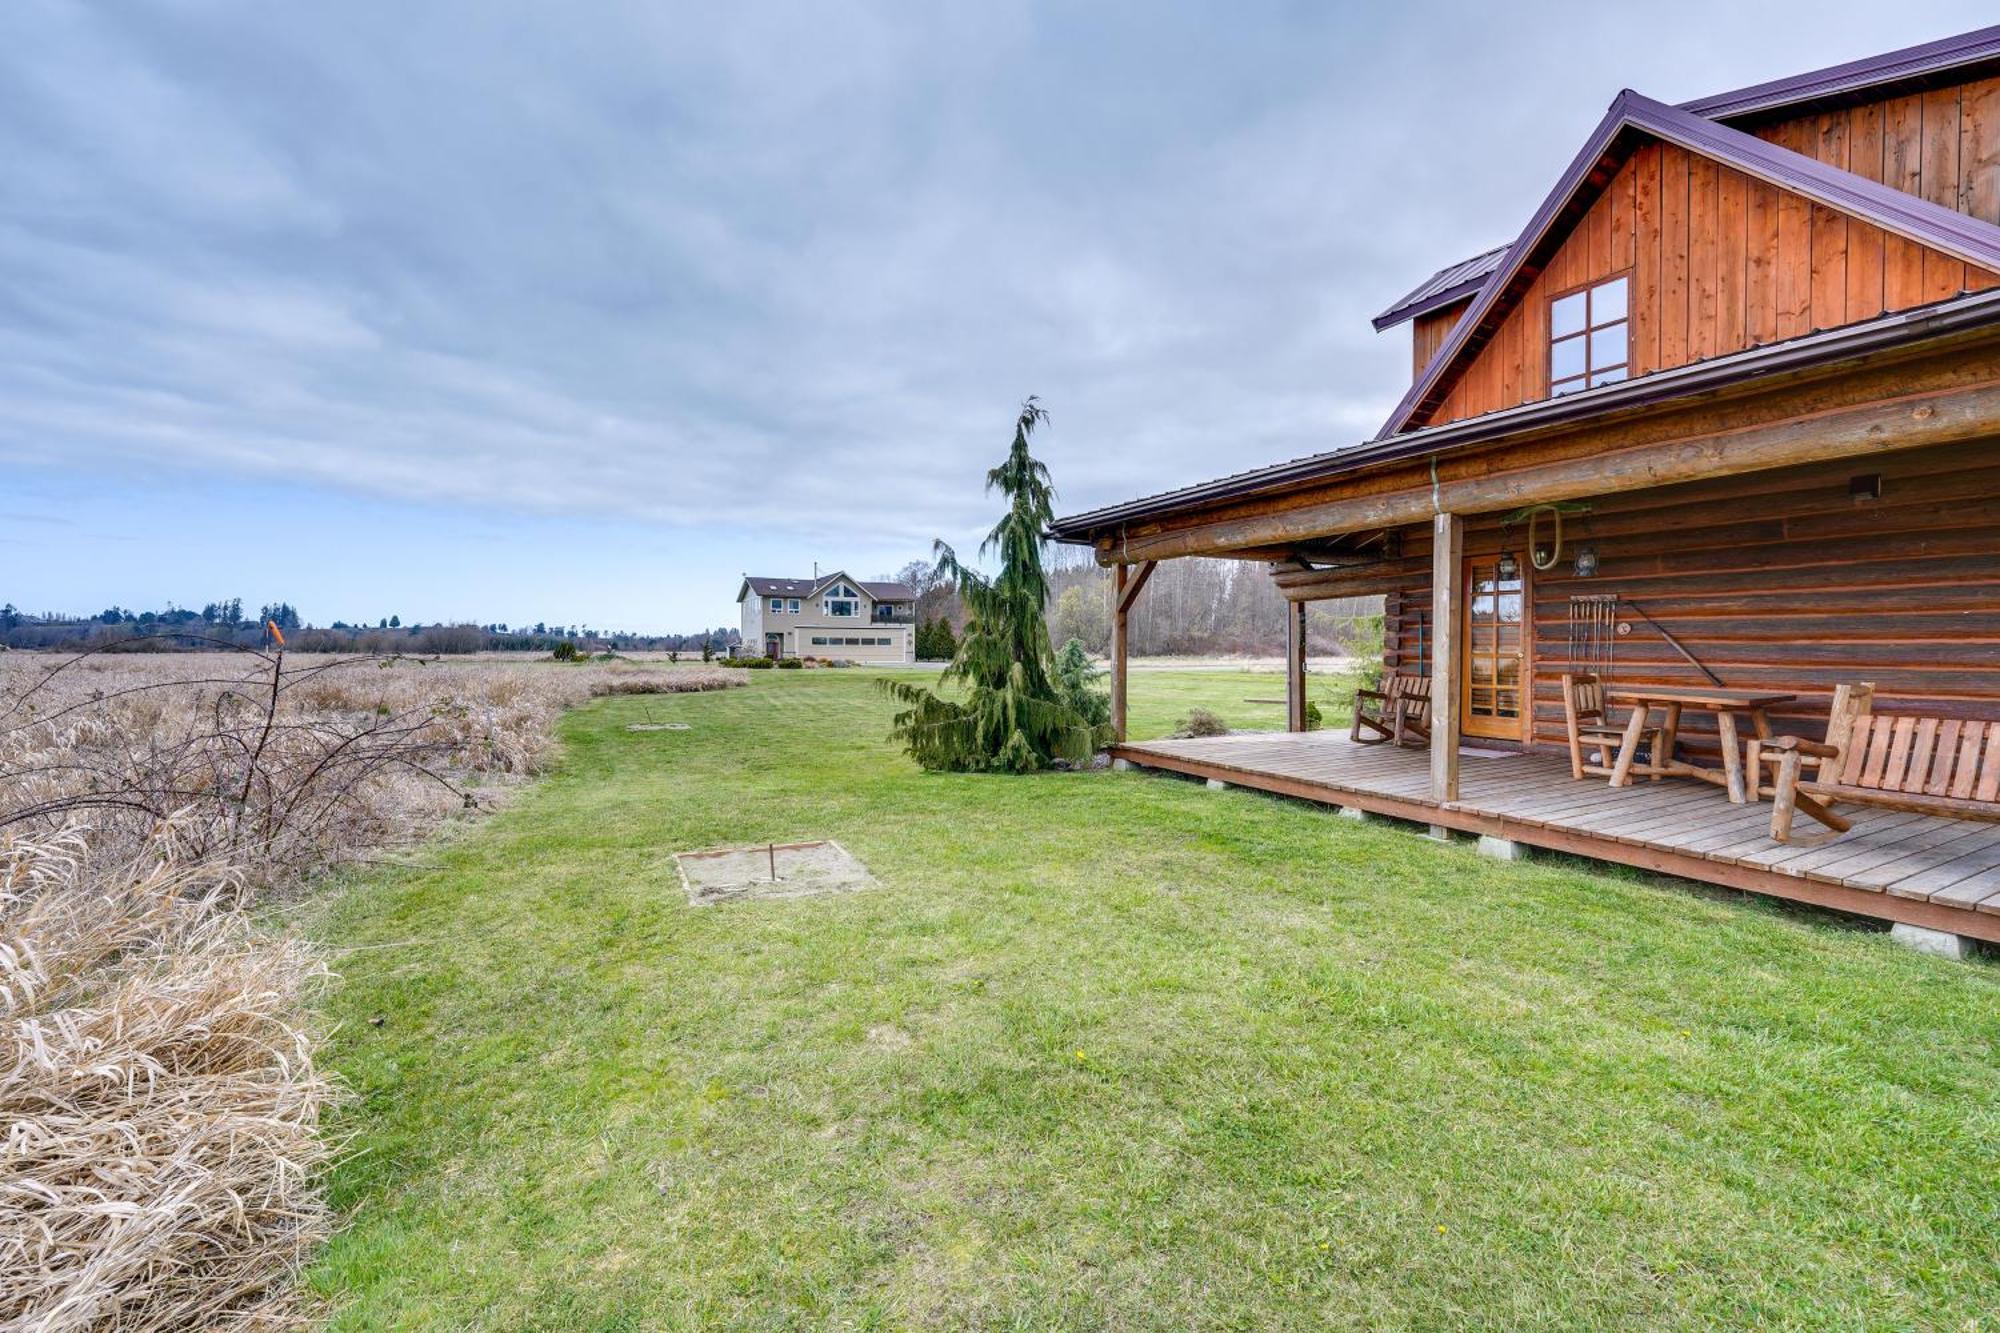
[0, 600, 740, 657]
[3, 548, 1380, 659]
[896, 547, 1384, 659]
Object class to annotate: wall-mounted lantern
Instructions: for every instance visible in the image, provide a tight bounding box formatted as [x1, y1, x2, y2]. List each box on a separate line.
[1495, 550, 1520, 582]
[1573, 544, 1599, 578]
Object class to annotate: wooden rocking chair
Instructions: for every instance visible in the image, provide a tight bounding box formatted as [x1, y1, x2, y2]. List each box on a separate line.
[1352, 674, 1431, 748]
[1561, 673, 1666, 780]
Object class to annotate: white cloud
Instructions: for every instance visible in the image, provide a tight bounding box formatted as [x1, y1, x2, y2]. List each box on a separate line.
[3, 0, 1991, 573]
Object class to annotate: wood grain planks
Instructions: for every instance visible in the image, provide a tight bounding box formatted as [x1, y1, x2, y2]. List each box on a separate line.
[1412, 68, 2000, 425]
[1111, 732, 2000, 932]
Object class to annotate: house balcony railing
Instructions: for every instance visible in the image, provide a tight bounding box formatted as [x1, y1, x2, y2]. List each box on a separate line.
[871, 609, 914, 625]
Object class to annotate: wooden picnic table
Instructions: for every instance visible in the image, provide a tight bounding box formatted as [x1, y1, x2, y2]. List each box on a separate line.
[1603, 686, 1797, 803]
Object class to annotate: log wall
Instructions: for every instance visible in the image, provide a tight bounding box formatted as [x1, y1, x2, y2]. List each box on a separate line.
[1376, 438, 2000, 762]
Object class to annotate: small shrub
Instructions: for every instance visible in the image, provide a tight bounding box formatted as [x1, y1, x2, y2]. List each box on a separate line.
[744, 658, 775, 670]
[550, 641, 579, 662]
[1052, 638, 1110, 728]
[1305, 700, 1324, 731]
[1173, 708, 1229, 738]
[776, 657, 804, 670]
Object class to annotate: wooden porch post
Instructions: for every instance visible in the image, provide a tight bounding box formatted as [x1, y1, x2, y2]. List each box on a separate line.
[1430, 512, 1464, 803]
[1110, 559, 1157, 743]
[1285, 597, 1308, 732]
[1111, 564, 1129, 741]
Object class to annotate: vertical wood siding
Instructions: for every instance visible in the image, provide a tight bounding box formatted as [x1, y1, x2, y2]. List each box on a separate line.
[1424, 76, 2000, 426]
[1375, 440, 2000, 762]
[1410, 301, 1469, 379]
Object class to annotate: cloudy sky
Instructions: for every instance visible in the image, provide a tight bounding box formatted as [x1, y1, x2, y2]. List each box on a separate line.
[4, 2, 1989, 632]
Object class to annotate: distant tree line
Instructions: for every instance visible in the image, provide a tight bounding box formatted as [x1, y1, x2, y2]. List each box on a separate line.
[0, 599, 741, 657]
[880, 546, 1382, 661]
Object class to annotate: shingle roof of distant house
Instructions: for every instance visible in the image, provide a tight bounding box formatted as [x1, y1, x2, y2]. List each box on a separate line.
[742, 577, 818, 598]
[1371, 245, 1508, 330]
[739, 574, 916, 601]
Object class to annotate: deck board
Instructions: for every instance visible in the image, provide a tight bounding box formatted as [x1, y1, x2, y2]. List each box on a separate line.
[1114, 731, 2000, 942]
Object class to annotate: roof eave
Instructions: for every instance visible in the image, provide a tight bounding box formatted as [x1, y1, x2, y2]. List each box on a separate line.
[1370, 281, 1483, 331]
[1680, 24, 2000, 122]
[1048, 288, 2000, 543]
[1375, 90, 2000, 441]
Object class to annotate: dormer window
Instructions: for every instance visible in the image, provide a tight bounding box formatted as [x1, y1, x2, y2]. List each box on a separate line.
[1550, 275, 1629, 396]
[823, 582, 860, 617]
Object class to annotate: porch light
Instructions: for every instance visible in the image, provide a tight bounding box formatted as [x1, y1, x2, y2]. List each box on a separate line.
[1495, 550, 1520, 581]
[1573, 545, 1599, 578]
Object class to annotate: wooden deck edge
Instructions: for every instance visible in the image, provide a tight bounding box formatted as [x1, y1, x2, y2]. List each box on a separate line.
[1110, 744, 2000, 945]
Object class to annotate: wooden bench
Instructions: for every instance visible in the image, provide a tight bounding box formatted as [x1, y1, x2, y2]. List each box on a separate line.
[1751, 682, 2000, 841]
[1351, 674, 1431, 748]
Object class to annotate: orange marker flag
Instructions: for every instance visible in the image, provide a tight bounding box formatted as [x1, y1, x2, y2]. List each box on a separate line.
[267, 620, 286, 647]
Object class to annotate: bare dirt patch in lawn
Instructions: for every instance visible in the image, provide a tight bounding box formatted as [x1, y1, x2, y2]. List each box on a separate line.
[674, 839, 876, 906]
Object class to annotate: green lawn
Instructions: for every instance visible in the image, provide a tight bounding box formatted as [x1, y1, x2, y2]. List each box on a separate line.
[307, 668, 2000, 1329]
[1120, 665, 1363, 739]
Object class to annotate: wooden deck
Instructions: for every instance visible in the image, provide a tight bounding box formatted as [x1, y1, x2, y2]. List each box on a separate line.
[1113, 732, 2000, 943]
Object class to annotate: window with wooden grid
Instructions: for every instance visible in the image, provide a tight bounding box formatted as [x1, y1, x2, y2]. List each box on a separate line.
[1549, 275, 1629, 396]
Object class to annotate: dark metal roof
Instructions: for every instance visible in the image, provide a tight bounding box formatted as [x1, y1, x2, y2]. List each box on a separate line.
[1680, 24, 2000, 121]
[1370, 245, 1508, 330]
[1375, 89, 2000, 441]
[740, 575, 915, 601]
[1374, 27, 2000, 337]
[1047, 287, 2000, 543]
[742, 577, 817, 598]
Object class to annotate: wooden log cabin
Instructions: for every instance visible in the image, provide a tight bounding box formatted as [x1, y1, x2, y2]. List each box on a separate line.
[1050, 27, 2000, 946]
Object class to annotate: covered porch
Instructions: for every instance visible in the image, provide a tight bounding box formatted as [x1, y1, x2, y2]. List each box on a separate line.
[1113, 729, 2000, 944]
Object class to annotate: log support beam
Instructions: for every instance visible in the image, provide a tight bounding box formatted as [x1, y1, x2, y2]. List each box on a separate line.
[1430, 511, 1463, 803]
[1110, 559, 1157, 742]
[1285, 598, 1308, 732]
[1092, 373, 2000, 565]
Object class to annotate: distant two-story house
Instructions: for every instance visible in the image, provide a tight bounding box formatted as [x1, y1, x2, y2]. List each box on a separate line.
[736, 573, 917, 663]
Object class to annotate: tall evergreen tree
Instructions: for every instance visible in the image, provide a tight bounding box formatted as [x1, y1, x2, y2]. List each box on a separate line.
[882, 399, 1108, 772]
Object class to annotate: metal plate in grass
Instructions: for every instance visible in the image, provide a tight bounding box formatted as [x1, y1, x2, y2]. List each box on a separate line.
[627, 722, 690, 731]
[674, 839, 876, 906]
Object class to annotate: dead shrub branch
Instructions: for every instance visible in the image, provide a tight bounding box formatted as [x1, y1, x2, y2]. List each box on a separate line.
[0, 651, 740, 1327]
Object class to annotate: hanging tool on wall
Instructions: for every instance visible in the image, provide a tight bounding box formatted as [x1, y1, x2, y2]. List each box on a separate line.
[1568, 594, 1617, 672]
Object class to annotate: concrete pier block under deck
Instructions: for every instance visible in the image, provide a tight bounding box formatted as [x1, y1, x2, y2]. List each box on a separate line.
[1335, 805, 1371, 822]
[1889, 924, 1983, 961]
[1112, 758, 1133, 772]
[1205, 778, 1229, 791]
[1477, 834, 1528, 862]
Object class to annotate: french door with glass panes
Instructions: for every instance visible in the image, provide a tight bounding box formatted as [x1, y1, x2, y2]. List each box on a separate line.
[1462, 556, 1529, 741]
